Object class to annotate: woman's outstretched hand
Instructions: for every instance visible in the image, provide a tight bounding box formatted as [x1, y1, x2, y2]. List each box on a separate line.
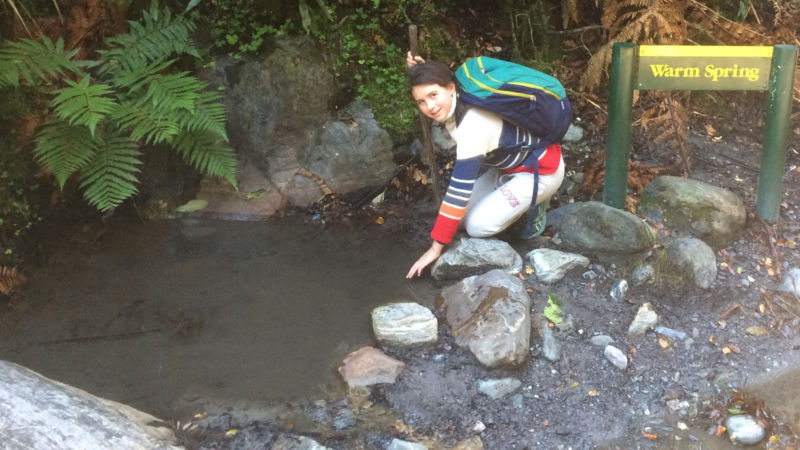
[406, 51, 425, 69]
[406, 241, 444, 278]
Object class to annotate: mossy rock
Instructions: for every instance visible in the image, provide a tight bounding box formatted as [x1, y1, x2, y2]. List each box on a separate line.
[639, 176, 745, 248]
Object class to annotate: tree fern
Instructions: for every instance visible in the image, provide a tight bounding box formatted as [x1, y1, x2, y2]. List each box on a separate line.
[79, 134, 142, 211]
[0, 37, 81, 88]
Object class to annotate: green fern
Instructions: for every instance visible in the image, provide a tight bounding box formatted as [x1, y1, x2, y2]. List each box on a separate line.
[1, 2, 238, 212]
[51, 76, 117, 136]
[80, 134, 142, 211]
[0, 37, 81, 88]
[173, 130, 237, 186]
[34, 122, 100, 188]
[96, 4, 198, 77]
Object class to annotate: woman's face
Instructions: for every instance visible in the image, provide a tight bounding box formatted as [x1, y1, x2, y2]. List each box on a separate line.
[411, 82, 455, 122]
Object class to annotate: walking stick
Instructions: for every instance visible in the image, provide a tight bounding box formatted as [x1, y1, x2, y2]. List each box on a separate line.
[408, 24, 442, 204]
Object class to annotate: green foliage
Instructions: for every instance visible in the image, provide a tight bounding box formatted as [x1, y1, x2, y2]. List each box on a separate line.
[193, 0, 296, 57]
[323, 6, 418, 140]
[0, 88, 44, 264]
[543, 292, 564, 324]
[0, 1, 237, 212]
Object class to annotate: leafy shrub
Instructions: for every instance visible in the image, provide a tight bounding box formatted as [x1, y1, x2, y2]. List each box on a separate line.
[0, 2, 237, 212]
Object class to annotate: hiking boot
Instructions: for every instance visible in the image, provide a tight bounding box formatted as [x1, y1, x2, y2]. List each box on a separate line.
[520, 199, 549, 240]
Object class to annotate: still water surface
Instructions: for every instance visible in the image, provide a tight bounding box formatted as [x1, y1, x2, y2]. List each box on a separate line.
[0, 218, 436, 418]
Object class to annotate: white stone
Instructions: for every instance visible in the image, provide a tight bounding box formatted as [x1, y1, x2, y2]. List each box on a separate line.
[604, 345, 628, 369]
[387, 438, 428, 450]
[628, 302, 659, 339]
[726, 414, 766, 445]
[372, 303, 438, 346]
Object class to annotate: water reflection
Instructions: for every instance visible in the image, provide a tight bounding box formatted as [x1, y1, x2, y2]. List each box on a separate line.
[0, 218, 437, 418]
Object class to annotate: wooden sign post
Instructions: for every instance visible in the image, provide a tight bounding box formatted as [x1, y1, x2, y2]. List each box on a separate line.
[604, 43, 797, 222]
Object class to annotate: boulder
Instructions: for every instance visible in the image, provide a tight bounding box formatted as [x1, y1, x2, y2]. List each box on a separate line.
[639, 176, 746, 247]
[0, 360, 180, 450]
[432, 238, 523, 280]
[439, 269, 531, 367]
[555, 201, 656, 255]
[666, 237, 717, 289]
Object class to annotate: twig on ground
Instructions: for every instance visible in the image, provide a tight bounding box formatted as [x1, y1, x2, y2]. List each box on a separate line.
[720, 303, 745, 319]
[758, 217, 782, 282]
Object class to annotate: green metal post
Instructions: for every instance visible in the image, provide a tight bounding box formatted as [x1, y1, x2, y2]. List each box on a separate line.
[603, 43, 638, 209]
[757, 44, 798, 222]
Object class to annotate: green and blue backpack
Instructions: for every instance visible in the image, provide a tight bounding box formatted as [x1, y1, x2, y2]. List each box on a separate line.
[455, 56, 571, 147]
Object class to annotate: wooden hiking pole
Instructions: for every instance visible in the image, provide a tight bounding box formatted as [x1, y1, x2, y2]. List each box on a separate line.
[408, 24, 442, 204]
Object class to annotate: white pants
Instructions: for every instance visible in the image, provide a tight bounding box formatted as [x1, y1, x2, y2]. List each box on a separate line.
[462, 158, 565, 237]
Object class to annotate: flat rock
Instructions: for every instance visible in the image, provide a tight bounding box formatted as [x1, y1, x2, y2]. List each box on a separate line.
[432, 238, 523, 280]
[337, 346, 405, 388]
[372, 303, 438, 346]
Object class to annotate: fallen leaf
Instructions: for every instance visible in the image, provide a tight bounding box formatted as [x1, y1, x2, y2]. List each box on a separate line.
[746, 326, 768, 336]
[709, 335, 716, 343]
[705, 124, 717, 136]
[525, 266, 534, 275]
[769, 434, 781, 443]
[642, 431, 658, 440]
[225, 429, 238, 437]
[193, 412, 207, 420]
[737, 266, 744, 274]
[722, 346, 731, 355]
[720, 261, 728, 267]
[715, 425, 727, 436]
[587, 389, 599, 397]
[375, 216, 384, 224]
[569, 380, 580, 388]
[727, 343, 741, 353]
[728, 408, 743, 415]
[758, 303, 766, 314]
[658, 337, 671, 349]
[543, 420, 549, 427]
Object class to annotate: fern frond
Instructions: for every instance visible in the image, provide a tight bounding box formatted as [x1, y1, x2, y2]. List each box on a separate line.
[141, 71, 205, 112]
[34, 121, 100, 188]
[172, 130, 238, 187]
[111, 101, 181, 144]
[175, 91, 229, 140]
[111, 58, 175, 92]
[0, 37, 81, 87]
[79, 134, 142, 211]
[51, 76, 117, 136]
[96, 4, 198, 77]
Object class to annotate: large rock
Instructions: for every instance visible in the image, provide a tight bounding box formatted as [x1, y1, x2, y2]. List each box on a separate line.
[200, 38, 396, 211]
[432, 238, 524, 280]
[639, 176, 746, 247]
[439, 269, 532, 367]
[555, 201, 656, 254]
[666, 237, 717, 289]
[0, 360, 180, 450]
[301, 102, 396, 205]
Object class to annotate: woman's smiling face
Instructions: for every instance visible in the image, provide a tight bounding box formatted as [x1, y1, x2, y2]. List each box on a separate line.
[411, 82, 455, 122]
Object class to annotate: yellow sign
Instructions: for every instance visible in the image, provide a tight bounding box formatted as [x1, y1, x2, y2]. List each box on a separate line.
[637, 45, 773, 91]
